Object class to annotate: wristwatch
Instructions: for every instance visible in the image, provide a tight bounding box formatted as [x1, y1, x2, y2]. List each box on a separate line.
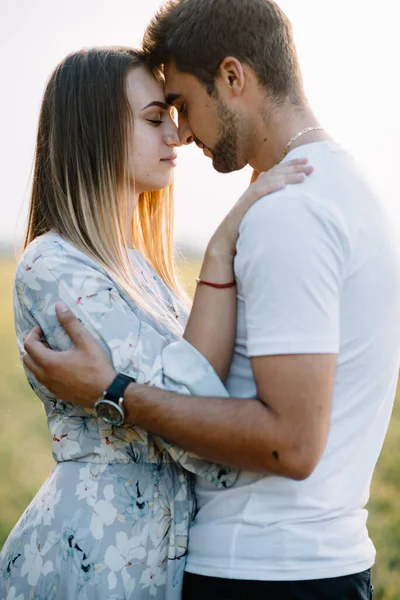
[94, 373, 136, 426]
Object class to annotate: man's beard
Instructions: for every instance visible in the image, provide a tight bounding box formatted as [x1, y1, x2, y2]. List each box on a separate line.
[211, 99, 244, 174]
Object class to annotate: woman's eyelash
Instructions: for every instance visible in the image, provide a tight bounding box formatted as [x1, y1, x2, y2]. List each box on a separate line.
[147, 119, 164, 125]
[179, 105, 186, 114]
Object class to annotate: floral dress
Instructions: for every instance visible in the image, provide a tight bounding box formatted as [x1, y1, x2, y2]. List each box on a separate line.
[0, 233, 237, 600]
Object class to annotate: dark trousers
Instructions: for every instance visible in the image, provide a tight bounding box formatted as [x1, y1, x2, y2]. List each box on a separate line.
[182, 570, 373, 600]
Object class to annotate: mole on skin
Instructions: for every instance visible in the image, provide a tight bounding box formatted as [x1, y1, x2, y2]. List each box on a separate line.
[272, 450, 280, 461]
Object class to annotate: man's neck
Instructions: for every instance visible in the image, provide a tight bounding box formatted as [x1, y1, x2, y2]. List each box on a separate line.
[248, 101, 332, 173]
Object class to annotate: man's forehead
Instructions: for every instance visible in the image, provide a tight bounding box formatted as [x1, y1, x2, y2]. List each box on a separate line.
[165, 92, 182, 106]
[164, 61, 196, 99]
[164, 62, 183, 95]
[164, 80, 184, 106]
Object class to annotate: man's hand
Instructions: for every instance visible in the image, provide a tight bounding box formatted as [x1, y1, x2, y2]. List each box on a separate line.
[23, 303, 116, 406]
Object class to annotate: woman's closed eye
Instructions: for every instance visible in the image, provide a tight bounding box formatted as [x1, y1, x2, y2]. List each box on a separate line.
[146, 112, 164, 126]
[145, 105, 176, 126]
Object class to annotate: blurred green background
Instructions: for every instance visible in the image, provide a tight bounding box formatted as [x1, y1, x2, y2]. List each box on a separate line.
[0, 255, 399, 598]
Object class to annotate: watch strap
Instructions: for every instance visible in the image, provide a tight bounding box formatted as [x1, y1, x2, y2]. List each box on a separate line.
[104, 373, 136, 403]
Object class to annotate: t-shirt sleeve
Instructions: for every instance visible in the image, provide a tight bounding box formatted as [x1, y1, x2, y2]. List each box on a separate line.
[236, 191, 348, 357]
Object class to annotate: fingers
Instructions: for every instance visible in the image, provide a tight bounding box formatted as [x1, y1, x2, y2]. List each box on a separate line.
[25, 325, 43, 344]
[22, 352, 47, 384]
[257, 159, 313, 184]
[55, 303, 91, 349]
[24, 328, 55, 367]
[285, 173, 307, 184]
[287, 164, 313, 175]
[231, 157, 313, 228]
[285, 158, 309, 166]
[273, 159, 313, 175]
[22, 328, 50, 383]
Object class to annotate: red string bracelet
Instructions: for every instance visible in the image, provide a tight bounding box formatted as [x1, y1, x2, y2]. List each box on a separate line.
[196, 278, 236, 289]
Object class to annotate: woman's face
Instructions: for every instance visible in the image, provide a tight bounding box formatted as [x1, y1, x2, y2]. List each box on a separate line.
[126, 67, 180, 195]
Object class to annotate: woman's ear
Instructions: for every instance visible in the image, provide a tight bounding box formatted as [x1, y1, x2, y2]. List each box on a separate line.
[218, 57, 245, 97]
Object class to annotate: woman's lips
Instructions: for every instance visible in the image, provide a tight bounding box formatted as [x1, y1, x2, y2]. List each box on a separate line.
[160, 156, 177, 166]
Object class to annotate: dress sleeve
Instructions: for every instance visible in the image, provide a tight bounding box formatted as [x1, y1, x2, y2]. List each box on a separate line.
[16, 240, 237, 488]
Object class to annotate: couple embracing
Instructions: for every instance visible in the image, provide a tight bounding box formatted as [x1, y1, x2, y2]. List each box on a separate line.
[1, 1, 399, 599]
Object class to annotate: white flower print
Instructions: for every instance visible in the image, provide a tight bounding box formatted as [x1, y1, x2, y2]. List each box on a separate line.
[92, 440, 129, 463]
[24, 293, 54, 318]
[59, 273, 110, 317]
[136, 342, 164, 384]
[75, 464, 100, 507]
[121, 567, 136, 598]
[62, 412, 98, 444]
[2, 233, 237, 599]
[108, 332, 141, 374]
[47, 321, 73, 352]
[148, 488, 172, 548]
[20, 531, 53, 587]
[90, 485, 117, 540]
[50, 432, 81, 462]
[92, 420, 148, 461]
[139, 549, 167, 596]
[19, 256, 58, 292]
[104, 531, 146, 592]
[2, 586, 24, 600]
[39, 484, 62, 527]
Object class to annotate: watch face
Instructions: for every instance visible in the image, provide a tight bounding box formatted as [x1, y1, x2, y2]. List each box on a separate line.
[95, 400, 124, 426]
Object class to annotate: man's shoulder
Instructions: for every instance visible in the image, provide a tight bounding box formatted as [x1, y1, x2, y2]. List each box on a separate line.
[239, 186, 340, 237]
[236, 184, 353, 273]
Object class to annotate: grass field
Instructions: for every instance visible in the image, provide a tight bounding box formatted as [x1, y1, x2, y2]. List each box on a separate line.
[0, 255, 399, 598]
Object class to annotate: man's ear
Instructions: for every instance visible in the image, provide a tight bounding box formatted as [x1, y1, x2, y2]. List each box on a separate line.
[218, 57, 245, 97]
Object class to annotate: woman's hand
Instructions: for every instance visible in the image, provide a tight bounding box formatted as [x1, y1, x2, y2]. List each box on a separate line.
[208, 158, 313, 258]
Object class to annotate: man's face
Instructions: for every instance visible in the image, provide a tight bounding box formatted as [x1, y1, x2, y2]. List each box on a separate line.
[164, 62, 247, 173]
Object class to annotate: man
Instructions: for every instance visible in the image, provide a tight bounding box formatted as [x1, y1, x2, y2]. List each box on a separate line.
[23, 1, 400, 598]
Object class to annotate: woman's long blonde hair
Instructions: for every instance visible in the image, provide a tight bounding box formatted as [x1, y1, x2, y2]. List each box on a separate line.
[24, 47, 188, 335]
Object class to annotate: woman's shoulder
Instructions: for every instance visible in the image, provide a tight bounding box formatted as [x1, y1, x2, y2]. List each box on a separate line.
[19, 231, 92, 263]
[16, 232, 104, 283]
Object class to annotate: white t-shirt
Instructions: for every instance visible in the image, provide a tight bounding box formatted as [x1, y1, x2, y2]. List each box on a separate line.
[186, 142, 400, 581]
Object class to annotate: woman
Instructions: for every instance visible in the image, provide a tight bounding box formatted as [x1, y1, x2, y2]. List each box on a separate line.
[0, 47, 311, 599]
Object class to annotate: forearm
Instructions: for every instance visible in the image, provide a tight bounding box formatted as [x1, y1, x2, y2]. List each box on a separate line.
[124, 384, 301, 478]
[183, 246, 236, 382]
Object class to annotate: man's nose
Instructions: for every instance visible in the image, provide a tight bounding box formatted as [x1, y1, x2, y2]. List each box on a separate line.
[178, 119, 194, 146]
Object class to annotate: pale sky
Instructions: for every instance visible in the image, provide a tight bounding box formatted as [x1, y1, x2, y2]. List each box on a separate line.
[1, 0, 399, 250]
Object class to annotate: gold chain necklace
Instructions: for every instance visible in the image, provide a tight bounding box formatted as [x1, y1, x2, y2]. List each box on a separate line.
[281, 126, 325, 161]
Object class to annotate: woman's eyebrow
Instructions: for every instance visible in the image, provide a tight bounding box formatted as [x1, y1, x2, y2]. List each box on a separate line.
[142, 101, 170, 111]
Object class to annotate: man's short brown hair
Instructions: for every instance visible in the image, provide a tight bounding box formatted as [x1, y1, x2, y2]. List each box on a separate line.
[143, 0, 304, 103]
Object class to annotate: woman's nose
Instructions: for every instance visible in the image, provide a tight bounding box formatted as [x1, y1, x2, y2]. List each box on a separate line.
[164, 132, 182, 148]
